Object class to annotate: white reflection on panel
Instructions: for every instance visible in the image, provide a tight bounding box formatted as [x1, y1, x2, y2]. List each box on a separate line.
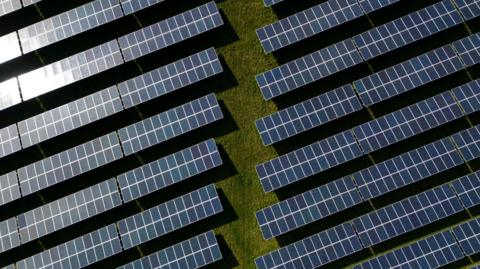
[0, 32, 21, 64]
[0, 78, 21, 111]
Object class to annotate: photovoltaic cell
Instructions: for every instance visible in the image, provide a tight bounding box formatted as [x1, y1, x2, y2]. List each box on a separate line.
[0, 0, 20, 17]
[16, 224, 122, 269]
[17, 178, 122, 243]
[117, 230, 222, 269]
[118, 48, 222, 109]
[0, 78, 21, 112]
[453, 0, 480, 20]
[353, 137, 464, 200]
[451, 171, 480, 209]
[353, 184, 463, 247]
[18, 40, 124, 100]
[0, 171, 20, 206]
[255, 223, 363, 269]
[256, 176, 363, 240]
[0, 217, 20, 253]
[452, 32, 480, 67]
[352, 91, 464, 154]
[256, 39, 363, 100]
[451, 78, 480, 114]
[357, 0, 399, 13]
[352, 231, 464, 269]
[120, 0, 165, 15]
[17, 132, 123, 196]
[263, 0, 283, 7]
[256, 84, 362, 146]
[117, 184, 223, 250]
[118, 139, 222, 202]
[353, 0, 464, 60]
[451, 124, 480, 161]
[118, 2, 223, 62]
[354, 45, 464, 106]
[0, 124, 21, 158]
[256, 0, 364, 53]
[0, 32, 21, 64]
[256, 130, 363, 193]
[18, 86, 124, 148]
[118, 94, 223, 156]
[452, 218, 480, 256]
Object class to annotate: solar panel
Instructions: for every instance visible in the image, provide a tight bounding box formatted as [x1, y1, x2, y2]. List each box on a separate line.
[452, 32, 480, 67]
[1, 265, 14, 269]
[0, 0, 21, 17]
[352, 230, 464, 269]
[17, 132, 123, 196]
[254, 223, 363, 269]
[18, 86, 124, 148]
[451, 124, 480, 161]
[451, 78, 480, 114]
[120, 0, 165, 15]
[16, 224, 122, 269]
[357, 0, 399, 13]
[451, 171, 480, 209]
[118, 93, 223, 156]
[0, 32, 22, 64]
[353, 183, 463, 247]
[263, 0, 283, 7]
[256, 0, 364, 53]
[118, 48, 222, 109]
[118, 139, 222, 202]
[0, 217, 20, 253]
[453, 0, 480, 20]
[353, 91, 464, 154]
[117, 230, 222, 269]
[452, 218, 480, 256]
[21, 0, 42, 7]
[117, 184, 223, 250]
[0, 124, 21, 158]
[0, 78, 21, 112]
[353, 0, 464, 61]
[256, 84, 362, 146]
[256, 130, 363, 193]
[18, 40, 124, 101]
[118, 2, 223, 62]
[0, 171, 20, 206]
[17, 178, 122, 243]
[256, 39, 363, 100]
[256, 176, 363, 240]
[353, 137, 464, 200]
[354, 44, 464, 106]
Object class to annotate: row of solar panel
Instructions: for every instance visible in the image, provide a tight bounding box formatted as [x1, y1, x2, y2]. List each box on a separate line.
[1, 184, 224, 269]
[256, 215, 480, 269]
[256, 0, 480, 100]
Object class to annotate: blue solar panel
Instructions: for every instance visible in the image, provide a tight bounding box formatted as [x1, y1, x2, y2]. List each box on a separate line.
[357, 0, 399, 13]
[353, 0, 464, 60]
[0, 124, 21, 158]
[256, 39, 363, 100]
[256, 176, 363, 240]
[451, 124, 480, 161]
[353, 91, 464, 154]
[256, 0, 364, 53]
[0, 217, 20, 254]
[120, 0, 164, 15]
[117, 139, 222, 202]
[255, 223, 363, 269]
[263, 0, 283, 7]
[354, 44, 464, 106]
[353, 137, 464, 200]
[352, 230, 464, 269]
[256, 84, 362, 146]
[452, 218, 480, 256]
[452, 33, 480, 67]
[256, 130, 363, 193]
[0, 171, 20, 207]
[117, 184, 223, 249]
[451, 171, 480, 209]
[451, 78, 480, 114]
[453, 0, 480, 20]
[353, 183, 463, 247]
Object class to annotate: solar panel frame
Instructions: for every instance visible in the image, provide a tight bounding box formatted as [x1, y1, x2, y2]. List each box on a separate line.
[451, 124, 480, 162]
[118, 139, 222, 202]
[452, 218, 480, 256]
[256, 84, 362, 146]
[120, 0, 165, 15]
[117, 184, 223, 250]
[451, 78, 480, 114]
[452, 33, 480, 68]
[357, 0, 399, 13]
[0, 124, 22, 158]
[0, 171, 20, 206]
[453, 0, 480, 20]
[0, 77, 21, 112]
[451, 171, 480, 209]
[256, 130, 363, 193]
[0, 217, 20, 254]
[0, 32, 22, 64]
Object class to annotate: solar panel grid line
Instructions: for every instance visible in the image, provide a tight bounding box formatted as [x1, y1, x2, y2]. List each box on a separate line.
[263, 0, 283, 7]
[256, 39, 364, 100]
[352, 183, 464, 247]
[256, 175, 363, 240]
[0, 124, 22, 158]
[0, 78, 22, 112]
[451, 78, 480, 114]
[0, 0, 21, 17]
[453, 0, 480, 20]
[451, 124, 480, 162]
[117, 184, 223, 250]
[0, 217, 20, 254]
[117, 230, 222, 269]
[256, 0, 364, 53]
[357, 0, 399, 13]
[352, 91, 464, 154]
[256, 84, 363, 146]
[256, 130, 364, 193]
[118, 93, 223, 156]
[17, 178, 122, 244]
[451, 171, 480, 209]
[18, 85, 124, 148]
[118, 138, 222, 202]
[452, 217, 480, 256]
[353, 0, 464, 61]
[452, 32, 480, 68]
[118, 47, 223, 109]
[120, 0, 165, 15]
[254, 223, 363, 269]
[0, 31, 22, 64]
[118, 1, 223, 62]
[0, 171, 21, 206]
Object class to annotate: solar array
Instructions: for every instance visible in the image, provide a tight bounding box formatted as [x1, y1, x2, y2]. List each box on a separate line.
[0, 217, 20, 253]
[0, 124, 21, 158]
[451, 78, 480, 114]
[0, 171, 20, 206]
[120, 0, 165, 15]
[453, 0, 480, 20]
[21, 0, 42, 7]
[453, 33, 480, 68]
[357, 0, 399, 13]
[0, 0, 21, 17]
[452, 218, 480, 256]
[0, 78, 21, 112]
[451, 171, 480, 209]
[451, 124, 480, 161]
[0, 32, 22, 64]
[263, 0, 284, 7]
